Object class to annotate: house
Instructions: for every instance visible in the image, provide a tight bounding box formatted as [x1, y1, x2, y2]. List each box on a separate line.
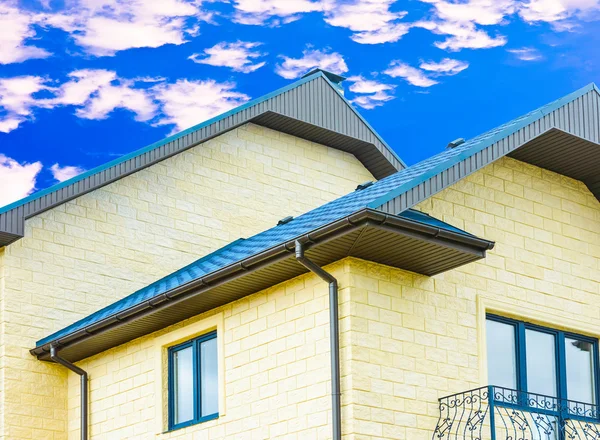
[0, 69, 599, 440]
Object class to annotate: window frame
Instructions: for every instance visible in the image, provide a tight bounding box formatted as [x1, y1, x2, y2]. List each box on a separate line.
[168, 331, 219, 431]
[486, 314, 600, 405]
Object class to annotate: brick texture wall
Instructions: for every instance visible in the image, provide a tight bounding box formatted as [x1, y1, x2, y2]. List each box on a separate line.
[5, 148, 600, 440]
[63, 156, 600, 439]
[68, 261, 353, 439]
[0, 123, 374, 440]
[344, 157, 600, 439]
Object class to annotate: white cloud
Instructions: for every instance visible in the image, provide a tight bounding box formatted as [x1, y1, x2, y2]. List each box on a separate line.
[415, 0, 600, 52]
[351, 92, 395, 109]
[49, 69, 158, 121]
[323, 0, 410, 44]
[0, 118, 23, 133]
[415, 19, 507, 51]
[384, 61, 439, 87]
[414, 0, 511, 51]
[0, 154, 42, 207]
[50, 163, 86, 182]
[153, 79, 250, 133]
[421, 0, 515, 26]
[275, 48, 348, 79]
[350, 24, 411, 44]
[347, 76, 396, 109]
[189, 41, 266, 73]
[508, 47, 543, 61]
[42, 0, 212, 56]
[0, 3, 51, 64]
[381, 58, 467, 90]
[0, 75, 52, 133]
[347, 76, 394, 94]
[420, 58, 469, 74]
[519, 0, 600, 24]
[0, 69, 251, 135]
[232, 0, 323, 25]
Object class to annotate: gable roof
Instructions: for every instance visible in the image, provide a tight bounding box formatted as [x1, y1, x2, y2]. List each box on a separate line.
[368, 83, 600, 213]
[0, 70, 405, 248]
[31, 83, 599, 362]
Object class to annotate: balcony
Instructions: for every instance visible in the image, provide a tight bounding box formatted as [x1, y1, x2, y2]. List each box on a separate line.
[433, 386, 600, 439]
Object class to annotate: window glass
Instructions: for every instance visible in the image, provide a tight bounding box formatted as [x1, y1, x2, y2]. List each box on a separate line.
[526, 329, 557, 397]
[200, 337, 219, 417]
[566, 337, 595, 404]
[487, 319, 518, 390]
[173, 346, 194, 425]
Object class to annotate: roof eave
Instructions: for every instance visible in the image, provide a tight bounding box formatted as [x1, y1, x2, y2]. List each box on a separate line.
[32, 207, 493, 361]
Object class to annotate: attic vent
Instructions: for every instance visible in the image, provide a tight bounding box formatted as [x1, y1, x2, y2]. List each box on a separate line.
[355, 181, 374, 191]
[278, 216, 294, 226]
[447, 138, 465, 149]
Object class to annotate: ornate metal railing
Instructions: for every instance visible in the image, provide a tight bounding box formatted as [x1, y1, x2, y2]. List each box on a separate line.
[433, 385, 600, 439]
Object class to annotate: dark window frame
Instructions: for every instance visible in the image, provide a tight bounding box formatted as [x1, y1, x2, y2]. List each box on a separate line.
[168, 331, 219, 431]
[487, 314, 600, 406]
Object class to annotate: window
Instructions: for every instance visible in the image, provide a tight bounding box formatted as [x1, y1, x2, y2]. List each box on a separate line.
[168, 331, 219, 430]
[486, 315, 599, 405]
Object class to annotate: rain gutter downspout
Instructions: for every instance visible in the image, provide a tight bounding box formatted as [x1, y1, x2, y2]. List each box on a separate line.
[51, 345, 88, 440]
[295, 240, 342, 440]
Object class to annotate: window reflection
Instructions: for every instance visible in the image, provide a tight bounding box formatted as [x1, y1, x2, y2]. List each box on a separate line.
[201, 338, 219, 417]
[487, 319, 518, 390]
[526, 329, 557, 400]
[173, 346, 194, 425]
[566, 338, 595, 405]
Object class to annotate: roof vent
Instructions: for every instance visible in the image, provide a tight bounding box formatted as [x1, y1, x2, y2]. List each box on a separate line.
[355, 181, 374, 191]
[447, 138, 465, 149]
[277, 216, 294, 226]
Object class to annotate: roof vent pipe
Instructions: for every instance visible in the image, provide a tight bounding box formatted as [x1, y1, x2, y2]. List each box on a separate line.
[447, 138, 466, 149]
[355, 181, 374, 191]
[295, 241, 342, 440]
[277, 216, 294, 226]
[51, 345, 88, 440]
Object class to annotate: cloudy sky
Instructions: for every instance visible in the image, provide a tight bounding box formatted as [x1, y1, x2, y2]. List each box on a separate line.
[1, 0, 599, 207]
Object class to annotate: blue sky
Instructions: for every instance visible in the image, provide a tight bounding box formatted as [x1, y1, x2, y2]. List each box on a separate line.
[0, 0, 599, 207]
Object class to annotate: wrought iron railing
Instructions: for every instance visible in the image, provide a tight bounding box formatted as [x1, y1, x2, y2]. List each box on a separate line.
[433, 385, 600, 439]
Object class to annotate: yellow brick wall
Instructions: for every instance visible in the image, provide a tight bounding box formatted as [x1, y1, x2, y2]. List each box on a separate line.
[68, 261, 353, 439]
[343, 157, 600, 440]
[8, 147, 600, 440]
[60, 156, 600, 440]
[0, 123, 374, 439]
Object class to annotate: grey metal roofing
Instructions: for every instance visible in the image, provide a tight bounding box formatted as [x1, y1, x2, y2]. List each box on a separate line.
[33, 82, 599, 360]
[0, 69, 405, 248]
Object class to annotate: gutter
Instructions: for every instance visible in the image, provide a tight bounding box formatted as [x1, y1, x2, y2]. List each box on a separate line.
[51, 345, 88, 440]
[295, 241, 342, 440]
[32, 208, 494, 359]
